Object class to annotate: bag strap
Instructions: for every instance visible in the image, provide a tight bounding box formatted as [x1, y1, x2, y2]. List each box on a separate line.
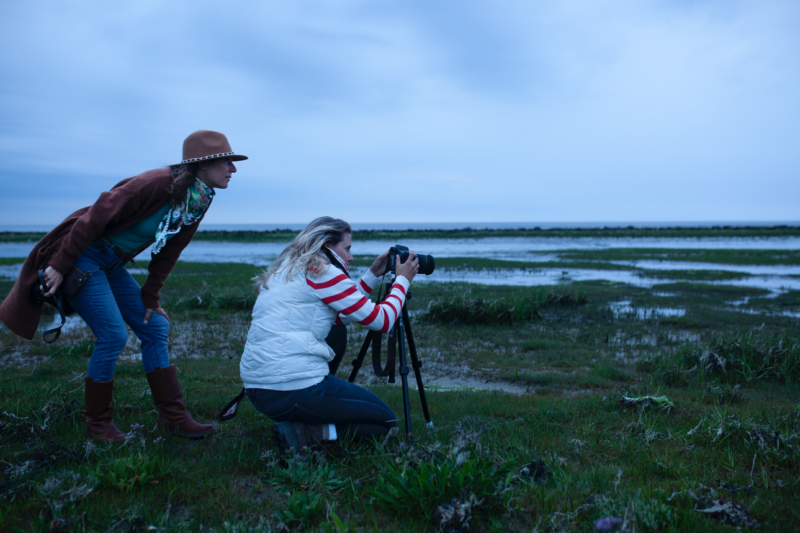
[39, 240, 153, 344]
[321, 247, 350, 278]
[37, 270, 66, 345]
[218, 388, 246, 421]
[369, 282, 397, 380]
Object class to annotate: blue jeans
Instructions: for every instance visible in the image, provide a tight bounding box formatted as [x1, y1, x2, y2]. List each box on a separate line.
[246, 375, 398, 441]
[66, 240, 170, 381]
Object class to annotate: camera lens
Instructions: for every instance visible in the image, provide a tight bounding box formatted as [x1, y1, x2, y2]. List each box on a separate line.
[384, 245, 435, 276]
[417, 254, 435, 275]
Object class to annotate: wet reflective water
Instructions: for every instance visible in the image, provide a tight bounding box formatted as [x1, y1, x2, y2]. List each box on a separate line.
[612, 260, 800, 276]
[3, 236, 799, 293]
[4, 236, 800, 263]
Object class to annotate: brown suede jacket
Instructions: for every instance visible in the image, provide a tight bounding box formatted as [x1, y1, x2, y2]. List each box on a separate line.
[0, 168, 209, 340]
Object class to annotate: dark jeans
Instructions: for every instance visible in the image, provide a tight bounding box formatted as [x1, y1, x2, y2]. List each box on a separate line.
[246, 374, 397, 441]
[65, 240, 170, 381]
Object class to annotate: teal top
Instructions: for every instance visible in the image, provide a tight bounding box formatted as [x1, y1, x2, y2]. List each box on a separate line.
[107, 203, 172, 253]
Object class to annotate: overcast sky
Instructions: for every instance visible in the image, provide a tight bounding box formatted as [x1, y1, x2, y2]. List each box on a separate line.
[1, 0, 798, 226]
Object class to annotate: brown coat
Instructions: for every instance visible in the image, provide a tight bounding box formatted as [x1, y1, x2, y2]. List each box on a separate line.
[0, 168, 208, 340]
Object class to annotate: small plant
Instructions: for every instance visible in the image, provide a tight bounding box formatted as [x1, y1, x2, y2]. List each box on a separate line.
[423, 291, 541, 325]
[617, 395, 674, 411]
[268, 454, 347, 494]
[89, 455, 161, 492]
[170, 283, 257, 311]
[50, 338, 94, 359]
[593, 489, 673, 532]
[319, 511, 358, 533]
[38, 471, 97, 518]
[219, 516, 272, 532]
[276, 491, 324, 528]
[679, 332, 800, 384]
[423, 288, 587, 325]
[371, 455, 512, 517]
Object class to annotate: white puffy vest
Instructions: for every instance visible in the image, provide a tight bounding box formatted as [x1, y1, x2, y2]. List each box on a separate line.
[240, 268, 337, 390]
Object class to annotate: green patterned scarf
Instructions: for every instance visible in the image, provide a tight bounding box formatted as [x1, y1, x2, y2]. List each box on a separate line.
[152, 178, 214, 254]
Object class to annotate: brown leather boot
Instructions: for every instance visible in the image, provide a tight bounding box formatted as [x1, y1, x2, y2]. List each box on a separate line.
[146, 366, 215, 438]
[84, 378, 127, 443]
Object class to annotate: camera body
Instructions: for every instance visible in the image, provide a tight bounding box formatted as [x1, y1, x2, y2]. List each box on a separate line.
[386, 244, 436, 276]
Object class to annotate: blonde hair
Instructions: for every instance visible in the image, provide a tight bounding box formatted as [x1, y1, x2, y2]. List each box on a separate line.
[253, 216, 352, 292]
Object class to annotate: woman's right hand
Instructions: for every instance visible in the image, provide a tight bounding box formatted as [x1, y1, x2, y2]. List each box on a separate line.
[395, 250, 420, 283]
[41, 266, 64, 298]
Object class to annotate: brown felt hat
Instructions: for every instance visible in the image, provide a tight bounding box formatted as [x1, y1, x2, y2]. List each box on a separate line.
[171, 130, 248, 166]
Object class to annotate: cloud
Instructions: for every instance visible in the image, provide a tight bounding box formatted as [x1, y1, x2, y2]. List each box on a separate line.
[0, 0, 798, 225]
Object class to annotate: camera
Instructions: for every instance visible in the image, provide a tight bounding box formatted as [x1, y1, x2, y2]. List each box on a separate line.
[386, 244, 435, 276]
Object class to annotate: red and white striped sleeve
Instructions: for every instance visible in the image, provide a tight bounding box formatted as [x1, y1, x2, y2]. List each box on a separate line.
[307, 266, 408, 333]
[336, 270, 382, 326]
[356, 269, 380, 296]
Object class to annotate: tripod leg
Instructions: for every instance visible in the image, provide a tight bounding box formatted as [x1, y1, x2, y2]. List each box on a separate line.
[348, 330, 376, 383]
[395, 317, 413, 438]
[402, 305, 432, 428]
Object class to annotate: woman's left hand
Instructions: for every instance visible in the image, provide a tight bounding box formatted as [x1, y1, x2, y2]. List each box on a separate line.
[369, 249, 391, 276]
[144, 307, 169, 324]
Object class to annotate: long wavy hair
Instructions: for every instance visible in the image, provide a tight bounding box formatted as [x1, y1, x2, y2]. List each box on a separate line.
[169, 158, 226, 203]
[253, 216, 352, 292]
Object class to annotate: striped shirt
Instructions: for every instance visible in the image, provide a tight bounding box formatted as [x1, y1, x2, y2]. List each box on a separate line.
[307, 267, 409, 333]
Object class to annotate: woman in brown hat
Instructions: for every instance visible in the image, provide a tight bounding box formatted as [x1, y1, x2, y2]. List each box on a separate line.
[0, 130, 247, 442]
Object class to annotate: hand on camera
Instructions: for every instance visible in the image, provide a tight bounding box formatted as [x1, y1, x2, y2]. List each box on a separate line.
[369, 249, 391, 276]
[396, 250, 420, 282]
[41, 266, 64, 298]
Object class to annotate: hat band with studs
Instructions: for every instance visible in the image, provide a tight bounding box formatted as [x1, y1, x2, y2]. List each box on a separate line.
[181, 151, 235, 164]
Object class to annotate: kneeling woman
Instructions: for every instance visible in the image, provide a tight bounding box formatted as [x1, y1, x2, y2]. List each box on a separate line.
[240, 217, 419, 451]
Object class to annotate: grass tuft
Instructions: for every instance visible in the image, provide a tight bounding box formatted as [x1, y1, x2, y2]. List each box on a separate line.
[680, 332, 800, 384]
[422, 288, 586, 325]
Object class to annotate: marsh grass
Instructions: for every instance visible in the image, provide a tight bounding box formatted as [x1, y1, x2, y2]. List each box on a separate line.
[543, 247, 800, 266]
[637, 269, 751, 281]
[650, 331, 800, 385]
[2, 258, 800, 531]
[421, 288, 587, 325]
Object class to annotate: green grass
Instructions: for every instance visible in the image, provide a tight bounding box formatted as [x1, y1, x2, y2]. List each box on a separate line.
[540, 247, 800, 266]
[2, 257, 800, 531]
[128, 261, 263, 317]
[0, 233, 44, 243]
[637, 269, 751, 281]
[750, 290, 800, 309]
[0, 257, 26, 266]
[420, 287, 586, 325]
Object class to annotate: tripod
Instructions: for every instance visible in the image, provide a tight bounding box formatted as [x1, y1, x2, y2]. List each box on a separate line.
[347, 280, 433, 439]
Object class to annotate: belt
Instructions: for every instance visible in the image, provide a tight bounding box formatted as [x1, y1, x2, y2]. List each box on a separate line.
[100, 237, 127, 257]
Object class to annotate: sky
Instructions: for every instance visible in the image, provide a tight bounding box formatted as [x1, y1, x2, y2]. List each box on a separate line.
[1, 0, 798, 226]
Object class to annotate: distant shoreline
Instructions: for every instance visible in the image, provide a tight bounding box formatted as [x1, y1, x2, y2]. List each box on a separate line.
[3, 225, 800, 243]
